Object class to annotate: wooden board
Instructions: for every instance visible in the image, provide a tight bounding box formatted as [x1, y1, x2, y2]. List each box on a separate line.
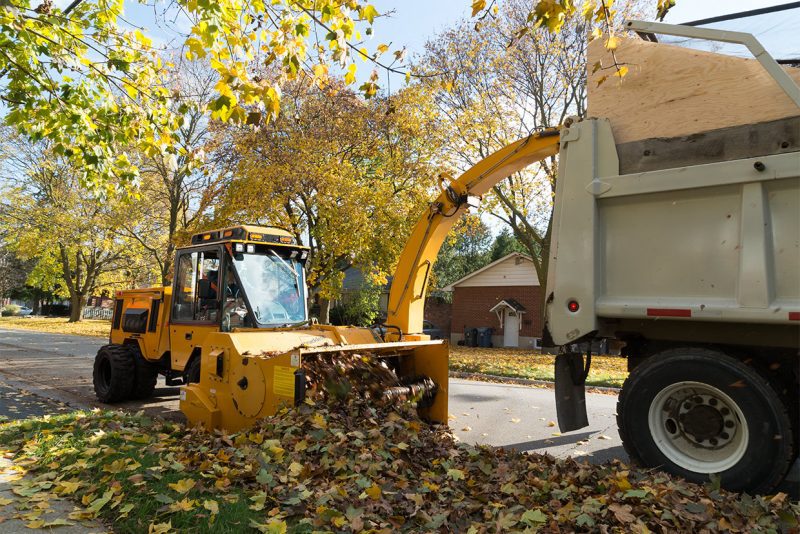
[587, 37, 800, 144]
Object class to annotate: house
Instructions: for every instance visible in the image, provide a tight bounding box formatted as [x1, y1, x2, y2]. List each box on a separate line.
[444, 252, 542, 348]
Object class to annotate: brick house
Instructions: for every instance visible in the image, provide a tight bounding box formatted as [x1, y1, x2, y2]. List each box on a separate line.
[444, 253, 543, 348]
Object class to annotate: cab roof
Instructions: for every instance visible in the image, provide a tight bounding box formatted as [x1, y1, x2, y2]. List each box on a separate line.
[190, 225, 307, 248]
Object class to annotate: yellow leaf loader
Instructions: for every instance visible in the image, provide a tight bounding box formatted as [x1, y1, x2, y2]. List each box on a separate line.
[94, 131, 561, 431]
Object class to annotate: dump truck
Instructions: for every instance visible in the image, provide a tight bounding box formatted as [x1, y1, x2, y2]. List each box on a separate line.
[544, 21, 800, 494]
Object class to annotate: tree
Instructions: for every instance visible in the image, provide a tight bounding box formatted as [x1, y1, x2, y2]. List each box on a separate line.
[0, 0, 399, 190]
[206, 79, 440, 322]
[1, 0, 672, 192]
[0, 139, 145, 321]
[0, 243, 30, 300]
[417, 0, 651, 309]
[115, 61, 218, 285]
[432, 216, 492, 291]
[489, 228, 527, 262]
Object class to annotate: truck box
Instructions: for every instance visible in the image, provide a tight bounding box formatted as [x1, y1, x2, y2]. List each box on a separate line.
[544, 23, 799, 494]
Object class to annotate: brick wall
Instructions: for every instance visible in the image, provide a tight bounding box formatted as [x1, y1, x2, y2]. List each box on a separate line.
[451, 285, 543, 338]
[423, 296, 452, 336]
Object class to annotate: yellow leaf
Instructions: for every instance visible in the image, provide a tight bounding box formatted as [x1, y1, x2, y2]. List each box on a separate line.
[471, 0, 487, 17]
[344, 64, 357, 85]
[311, 413, 327, 429]
[168, 478, 196, 494]
[614, 65, 629, 78]
[203, 500, 219, 515]
[148, 521, 172, 534]
[365, 483, 381, 500]
[288, 461, 303, 477]
[605, 35, 619, 51]
[331, 516, 346, 528]
[582, 0, 596, 20]
[0, 497, 13, 506]
[312, 64, 328, 79]
[377, 43, 389, 54]
[168, 498, 197, 512]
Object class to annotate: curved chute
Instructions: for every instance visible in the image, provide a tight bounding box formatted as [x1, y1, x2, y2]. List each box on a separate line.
[386, 128, 561, 335]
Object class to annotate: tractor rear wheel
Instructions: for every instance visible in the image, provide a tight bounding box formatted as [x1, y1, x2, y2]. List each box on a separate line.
[130, 347, 159, 400]
[93, 344, 135, 403]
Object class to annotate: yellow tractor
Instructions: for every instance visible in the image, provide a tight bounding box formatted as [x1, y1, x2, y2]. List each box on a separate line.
[95, 131, 561, 432]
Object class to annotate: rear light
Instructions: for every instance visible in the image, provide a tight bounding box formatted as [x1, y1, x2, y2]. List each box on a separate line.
[567, 300, 580, 313]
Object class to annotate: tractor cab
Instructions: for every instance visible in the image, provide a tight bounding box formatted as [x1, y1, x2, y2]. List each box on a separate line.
[176, 225, 310, 332]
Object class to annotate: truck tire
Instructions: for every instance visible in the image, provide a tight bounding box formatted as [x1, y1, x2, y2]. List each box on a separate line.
[617, 347, 794, 494]
[93, 344, 135, 403]
[130, 347, 159, 400]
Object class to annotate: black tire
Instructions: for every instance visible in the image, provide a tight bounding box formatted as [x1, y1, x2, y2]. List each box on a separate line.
[93, 344, 136, 403]
[184, 356, 201, 385]
[617, 348, 794, 494]
[130, 346, 159, 400]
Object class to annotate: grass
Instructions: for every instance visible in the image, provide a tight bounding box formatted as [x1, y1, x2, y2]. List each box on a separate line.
[0, 316, 109, 338]
[0, 412, 260, 533]
[450, 346, 628, 388]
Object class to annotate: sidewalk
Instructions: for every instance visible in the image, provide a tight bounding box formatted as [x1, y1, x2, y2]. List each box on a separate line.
[0, 377, 105, 532]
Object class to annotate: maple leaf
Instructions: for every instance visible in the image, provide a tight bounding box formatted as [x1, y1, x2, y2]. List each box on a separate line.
[148, 521, 172, 534]
[167, 478, 196, 494]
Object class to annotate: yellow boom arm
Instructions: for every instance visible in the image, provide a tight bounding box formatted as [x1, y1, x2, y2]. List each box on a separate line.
[386, 129, 561, 335]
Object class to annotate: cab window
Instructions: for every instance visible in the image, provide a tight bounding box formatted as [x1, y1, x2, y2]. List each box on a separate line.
[173, 249, 221, 322]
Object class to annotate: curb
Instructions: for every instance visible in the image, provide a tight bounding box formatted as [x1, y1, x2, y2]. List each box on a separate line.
[449, 371, 622, 394]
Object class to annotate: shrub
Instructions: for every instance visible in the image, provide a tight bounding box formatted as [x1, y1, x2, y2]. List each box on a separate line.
[1, 304, 21, 317]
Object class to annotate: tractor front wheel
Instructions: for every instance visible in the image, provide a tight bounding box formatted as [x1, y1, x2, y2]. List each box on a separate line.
[93, 344, 135, 403]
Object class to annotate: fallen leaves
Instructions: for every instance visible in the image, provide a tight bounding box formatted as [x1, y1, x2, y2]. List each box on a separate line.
[0, 352, 796, 533]
[167, 478, 196, 494]
[450, 346, 628, 387]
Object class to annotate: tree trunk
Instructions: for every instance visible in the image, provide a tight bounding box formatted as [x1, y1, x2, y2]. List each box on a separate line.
[68, 293, 85, 322]
[318, 298, 331, 324]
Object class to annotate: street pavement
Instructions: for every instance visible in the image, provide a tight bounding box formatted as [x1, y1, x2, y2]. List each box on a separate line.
[0, 327, 626, 464]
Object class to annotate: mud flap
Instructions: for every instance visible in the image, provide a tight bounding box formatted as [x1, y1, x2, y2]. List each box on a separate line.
[555, 353, 590, 432]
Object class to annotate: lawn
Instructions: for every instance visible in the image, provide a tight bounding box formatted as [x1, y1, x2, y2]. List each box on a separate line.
[0, 317, 110, 338]
[450, 346, 628, 388]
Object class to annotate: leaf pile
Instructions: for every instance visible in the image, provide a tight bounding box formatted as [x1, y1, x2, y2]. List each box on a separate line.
[0, 353, 797, 533]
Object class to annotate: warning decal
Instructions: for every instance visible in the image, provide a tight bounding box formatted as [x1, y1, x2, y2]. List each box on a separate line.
[273, 365, 296, 398]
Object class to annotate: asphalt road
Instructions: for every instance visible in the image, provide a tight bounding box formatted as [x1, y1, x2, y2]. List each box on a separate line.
[0, 328, 626, 463]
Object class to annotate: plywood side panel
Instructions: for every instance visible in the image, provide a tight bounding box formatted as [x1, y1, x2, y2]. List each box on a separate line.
[587, 37, 800, 144]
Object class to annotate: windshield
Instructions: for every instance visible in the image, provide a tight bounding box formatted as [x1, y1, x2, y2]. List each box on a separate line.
[231, 250, 307, 326]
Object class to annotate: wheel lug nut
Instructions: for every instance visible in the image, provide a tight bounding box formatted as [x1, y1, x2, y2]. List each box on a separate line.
[721, 407, 730, 416]
[724, 421, 734, 428]
[709, 438, 718, 446]
[708, 398, 717, 406]
[720, 432, 729, 440]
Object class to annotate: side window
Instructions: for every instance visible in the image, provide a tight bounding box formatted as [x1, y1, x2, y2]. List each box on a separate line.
[173, 250, 221, 322]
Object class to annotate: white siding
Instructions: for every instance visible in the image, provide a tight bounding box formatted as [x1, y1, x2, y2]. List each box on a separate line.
[456, 256, 540, 287]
